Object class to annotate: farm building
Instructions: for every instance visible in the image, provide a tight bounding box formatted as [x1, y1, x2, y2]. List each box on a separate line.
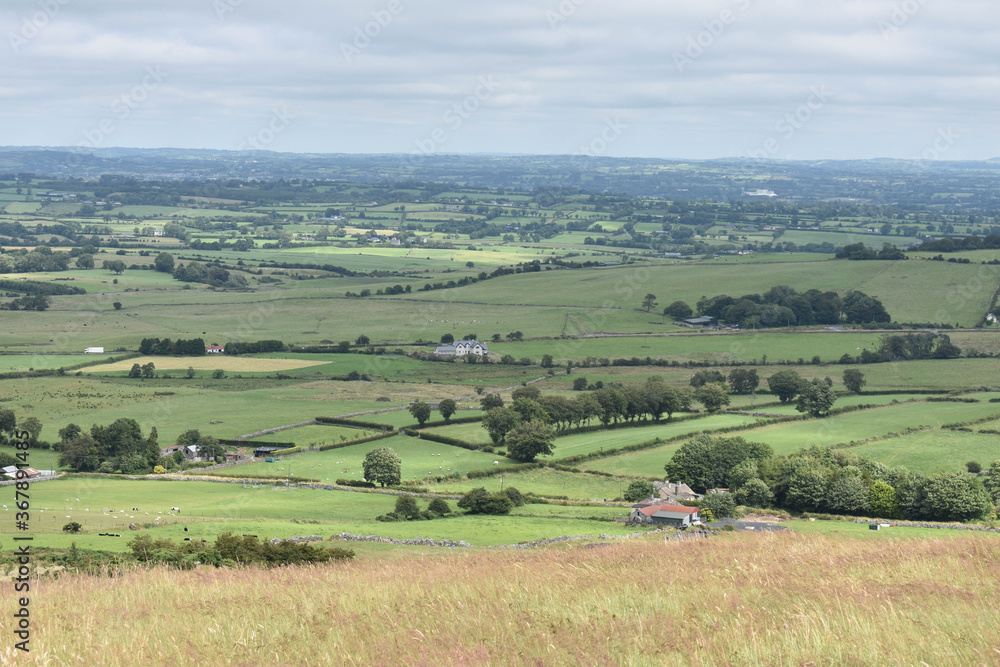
[629, 503, 701, 528]
[205, 344, 225, 354]
[682, 316, 715, 329]
[653, 481, 702, 502]
[434, 340, 488, 357]
[84, 347, 105, 354]
[254, 446, 285, 458]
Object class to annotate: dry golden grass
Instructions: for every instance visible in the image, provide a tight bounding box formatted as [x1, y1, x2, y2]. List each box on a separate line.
[80, 356, 327, 373]
[5, 532, 1000, 665]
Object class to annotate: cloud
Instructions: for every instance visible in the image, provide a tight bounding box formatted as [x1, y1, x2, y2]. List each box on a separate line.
[0, 0, 997, 159]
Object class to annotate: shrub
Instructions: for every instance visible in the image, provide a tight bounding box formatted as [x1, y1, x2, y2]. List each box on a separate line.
[394, 495, 421, 520]
[63, 521, 82, 534]
[457, 487, 514, 515]
[501, 486, 526, 507]
[335, 478, 376, 488]
[700, 491, 737, 519]
[428, 498, 452, 515]
[967, 461, 982, 474]
[624, 480, 656, 502]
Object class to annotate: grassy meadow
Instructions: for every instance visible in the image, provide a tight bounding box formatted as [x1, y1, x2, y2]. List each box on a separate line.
[5, 532, 999, 665]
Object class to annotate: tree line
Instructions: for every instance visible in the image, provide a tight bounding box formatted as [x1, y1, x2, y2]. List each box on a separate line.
[665, 435, 1000, 523]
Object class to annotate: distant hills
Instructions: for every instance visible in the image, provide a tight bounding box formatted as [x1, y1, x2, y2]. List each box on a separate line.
[1, 146, 999, 209]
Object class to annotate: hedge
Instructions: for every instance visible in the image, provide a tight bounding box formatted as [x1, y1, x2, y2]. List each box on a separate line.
[403, 414, 484, 430]
[316, 431, 395, 451]
[414, 431, 479, 451]
[336, 478, 376, 488]
[217, 439, 295, 448]
[467, 462, 543, 479]
[315, 416, 395, 431]
[272, 446, 302, 456]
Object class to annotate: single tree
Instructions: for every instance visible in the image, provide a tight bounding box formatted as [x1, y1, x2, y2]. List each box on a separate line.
[362, 447, 402, 488]
[480, 394, 504, 410]
[982, 460, 1000, 504]
[457, 487, 513, 515]
[408, 401, 431, 425]
[128, 363, 142, 378]
[212, 369, 225, 379]
[482, 407, 520, 444]
[141, 362, 156, 379]
[694, 383, 730, 412]
[767, 370, 805, 403]
[153, 252, 175, 273]
[355, 334, 370, 346]
[796, 379, 836, 417]
[663, 300, 693, 321]
[641, 293, 657, 312]
[75, 254, 94, 269]
[438, 398, 457, 422]
[728, 368, 759, 394]
[20, 417, 42, 443]
[572, 377, 588, 391]
[62, 522, 82, 534]
[842, 369, 866, 394]
[113, 301, 123, 310]
[440, 333, 455, 345]
[504, 419, 555, 462]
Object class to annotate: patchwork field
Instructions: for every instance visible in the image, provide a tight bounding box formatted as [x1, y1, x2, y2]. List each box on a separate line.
[80, 355, 329, 373]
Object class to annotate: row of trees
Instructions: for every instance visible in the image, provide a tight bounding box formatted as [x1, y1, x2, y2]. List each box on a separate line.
[666, 435, 1000, 522]
[138, 337, 207, 356]
[671, 285, 892, 328]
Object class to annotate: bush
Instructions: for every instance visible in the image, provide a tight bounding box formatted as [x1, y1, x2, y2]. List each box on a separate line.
[700, 490, 737, 519]
[457, 487, 514, 515]
[501, 486, 526, 507]
[62, 521, 82, 534]
[967, 461, 982, 474]
[335, 478, 376, 488]
[427, 498, 452, 516]
[624, 480, 656, 502]
[394, 495, 421, 520]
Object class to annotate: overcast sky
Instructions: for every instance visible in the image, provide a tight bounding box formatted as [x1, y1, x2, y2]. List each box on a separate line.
[2, 0, 998, 161]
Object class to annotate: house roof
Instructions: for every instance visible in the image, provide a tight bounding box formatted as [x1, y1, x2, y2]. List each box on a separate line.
[639, 503, 699, 516]
[651, 511, 695, 521]
[684, 316, 715, 324]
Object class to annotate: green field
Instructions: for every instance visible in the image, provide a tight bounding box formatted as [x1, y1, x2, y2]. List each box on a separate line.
[213, 434, 515, 482]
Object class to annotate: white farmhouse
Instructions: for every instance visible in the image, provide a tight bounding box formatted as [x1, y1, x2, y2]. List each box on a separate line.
[84, 347, 104, 354]
[434, 339, 488, 357]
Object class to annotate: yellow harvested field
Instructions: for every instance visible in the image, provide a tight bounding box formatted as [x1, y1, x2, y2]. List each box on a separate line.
[80, 356, 327, 372]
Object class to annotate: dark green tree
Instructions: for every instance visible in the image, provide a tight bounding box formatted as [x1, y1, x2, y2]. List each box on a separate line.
[438, 398, 457, 422]
[733, 478, 774, 508]
[663, 300, 693, 321]
[701, 491, 736, 519]
[842, 369, 866, 394]
[694, 383, 729, 412]
[728, 368, 759, 394]
[482, 407, 520, 444]
[624, 480, 656, 502]
[153, 253, 175, 273]
[767, 370, 804, 403]
[394, 495, 421, 520]
[457, 487, 513, 515]
[796, 379, 836, 417]
[480, 393, 504, 410]
[504, 419, 555, 463]
[128, 363, 142, 378]
[408, 401, 431, 425]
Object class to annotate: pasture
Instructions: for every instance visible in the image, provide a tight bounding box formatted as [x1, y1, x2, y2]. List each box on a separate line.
[213, 434, 514, 482]
[80, 356, 329, 373]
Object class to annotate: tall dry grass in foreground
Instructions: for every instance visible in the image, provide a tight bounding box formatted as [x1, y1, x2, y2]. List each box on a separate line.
[3, 532, 1000, 666]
